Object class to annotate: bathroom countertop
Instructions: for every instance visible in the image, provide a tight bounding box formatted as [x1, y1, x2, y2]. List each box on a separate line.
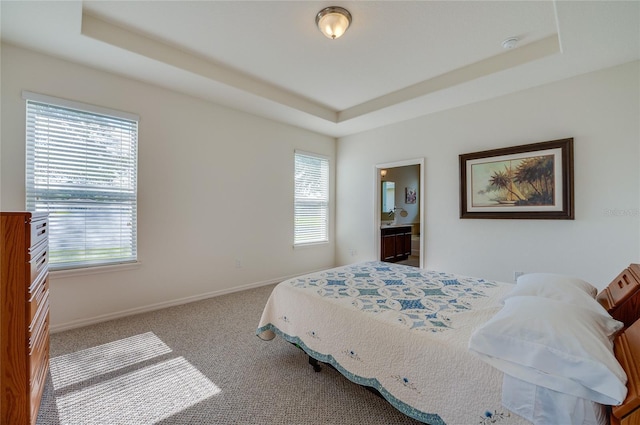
[380, 223, 412, 229]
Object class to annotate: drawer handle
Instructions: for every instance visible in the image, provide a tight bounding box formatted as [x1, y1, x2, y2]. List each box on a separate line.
[35, 280, 47, 304]
[35, 221, 47, 238]
[36, 253, 47, 272]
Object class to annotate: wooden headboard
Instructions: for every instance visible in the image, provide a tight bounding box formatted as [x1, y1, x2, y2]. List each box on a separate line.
[601, 264, 640, 424]
[597, 264, 640, 329]
[611, 317, 640, 425]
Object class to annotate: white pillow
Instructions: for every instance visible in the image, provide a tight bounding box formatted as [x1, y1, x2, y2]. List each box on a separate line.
[502, 374, 609, 425]
[504, 274, 608, 318]
[516, 273, 598, 298]
[469, 296, 626, 405]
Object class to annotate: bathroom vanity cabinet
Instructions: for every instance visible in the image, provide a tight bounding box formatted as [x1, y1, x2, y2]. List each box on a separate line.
[380, 225, 412, 263]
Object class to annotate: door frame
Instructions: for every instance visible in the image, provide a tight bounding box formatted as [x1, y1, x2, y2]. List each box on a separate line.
[375, 158, 425, 269]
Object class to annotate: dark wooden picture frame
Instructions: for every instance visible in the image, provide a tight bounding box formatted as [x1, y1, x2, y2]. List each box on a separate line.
[460, 138, 574, 219]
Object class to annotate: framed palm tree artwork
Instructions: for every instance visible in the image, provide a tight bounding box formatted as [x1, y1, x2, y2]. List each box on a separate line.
[459, 138, 574, 219]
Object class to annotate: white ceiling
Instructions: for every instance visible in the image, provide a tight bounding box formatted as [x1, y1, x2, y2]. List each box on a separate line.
[2, 1, 639, 137]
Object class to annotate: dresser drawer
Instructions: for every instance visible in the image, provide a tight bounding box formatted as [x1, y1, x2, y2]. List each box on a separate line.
[29, 297, 49, 357]
[30, 322, 49, 384]
[29, 239, 48, 284]
[28, 244, 48, 285]
[29, 335, 49, 425]
[28, 278, 48, 332]
[29, 217, 48, 248]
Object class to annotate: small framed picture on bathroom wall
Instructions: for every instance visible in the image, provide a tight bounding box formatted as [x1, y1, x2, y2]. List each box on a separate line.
[405, 187, 416, 204]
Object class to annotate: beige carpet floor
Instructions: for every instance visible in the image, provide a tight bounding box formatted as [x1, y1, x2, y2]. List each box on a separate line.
[36, 283, 424, 424]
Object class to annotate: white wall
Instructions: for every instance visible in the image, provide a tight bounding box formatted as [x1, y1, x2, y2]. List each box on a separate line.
[336, 61, 640, 288]
[2, 44, 638, 330]
[1, 44, 336, 330]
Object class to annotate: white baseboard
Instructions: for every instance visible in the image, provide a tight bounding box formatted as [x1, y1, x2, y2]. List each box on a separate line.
[50, 273, 299, 333]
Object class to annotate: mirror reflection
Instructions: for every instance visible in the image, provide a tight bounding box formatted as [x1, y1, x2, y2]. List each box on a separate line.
[381, 181, 395, 214]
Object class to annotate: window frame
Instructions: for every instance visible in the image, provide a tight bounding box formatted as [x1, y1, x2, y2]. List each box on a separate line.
[294, 150, 330, 247]
[23, 91, 139, 271]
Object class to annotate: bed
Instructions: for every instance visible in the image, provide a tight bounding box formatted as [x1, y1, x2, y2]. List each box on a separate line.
[256, 261, 640, 425]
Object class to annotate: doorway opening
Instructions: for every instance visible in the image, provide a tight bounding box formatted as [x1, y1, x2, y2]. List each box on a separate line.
[375, 158, 424, 268]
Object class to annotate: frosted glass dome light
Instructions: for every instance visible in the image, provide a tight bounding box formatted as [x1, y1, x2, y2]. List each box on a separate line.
[316, 7, 352, 40]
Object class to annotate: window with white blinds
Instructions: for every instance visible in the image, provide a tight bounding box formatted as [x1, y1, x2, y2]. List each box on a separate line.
[294, 151, 329, 245]
[24, 92, 138, 270]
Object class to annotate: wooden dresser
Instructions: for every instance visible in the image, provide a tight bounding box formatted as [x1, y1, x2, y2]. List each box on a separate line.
[1, 212, 50, 425]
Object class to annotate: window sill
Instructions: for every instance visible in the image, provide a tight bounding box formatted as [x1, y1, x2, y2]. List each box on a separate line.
[50, 262, 141, 279]
[293, 241, 329, 249]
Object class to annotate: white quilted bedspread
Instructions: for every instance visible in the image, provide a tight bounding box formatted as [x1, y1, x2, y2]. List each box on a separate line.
[257, 261, 531, 425]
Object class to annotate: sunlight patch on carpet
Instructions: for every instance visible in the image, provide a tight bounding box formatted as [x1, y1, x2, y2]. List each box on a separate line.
[50, 332, 172, 388]
[50, 332, 222, 424]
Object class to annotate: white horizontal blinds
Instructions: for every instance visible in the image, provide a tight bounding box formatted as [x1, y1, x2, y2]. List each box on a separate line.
[25, 97, 138, 269]
[294, 151, 329, 245]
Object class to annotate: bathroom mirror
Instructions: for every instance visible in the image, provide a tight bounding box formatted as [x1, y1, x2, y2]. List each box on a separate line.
[381, 181, 395, 214]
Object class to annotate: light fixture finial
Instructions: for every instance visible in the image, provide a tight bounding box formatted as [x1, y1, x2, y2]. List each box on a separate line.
[316, 6, 352, 40]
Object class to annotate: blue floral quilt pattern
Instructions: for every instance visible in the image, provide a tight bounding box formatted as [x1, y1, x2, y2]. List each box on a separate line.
[288, 261, 497, 332]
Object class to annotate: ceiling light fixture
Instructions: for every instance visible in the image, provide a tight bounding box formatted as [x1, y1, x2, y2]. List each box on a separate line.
[316, 6, 352, 40]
